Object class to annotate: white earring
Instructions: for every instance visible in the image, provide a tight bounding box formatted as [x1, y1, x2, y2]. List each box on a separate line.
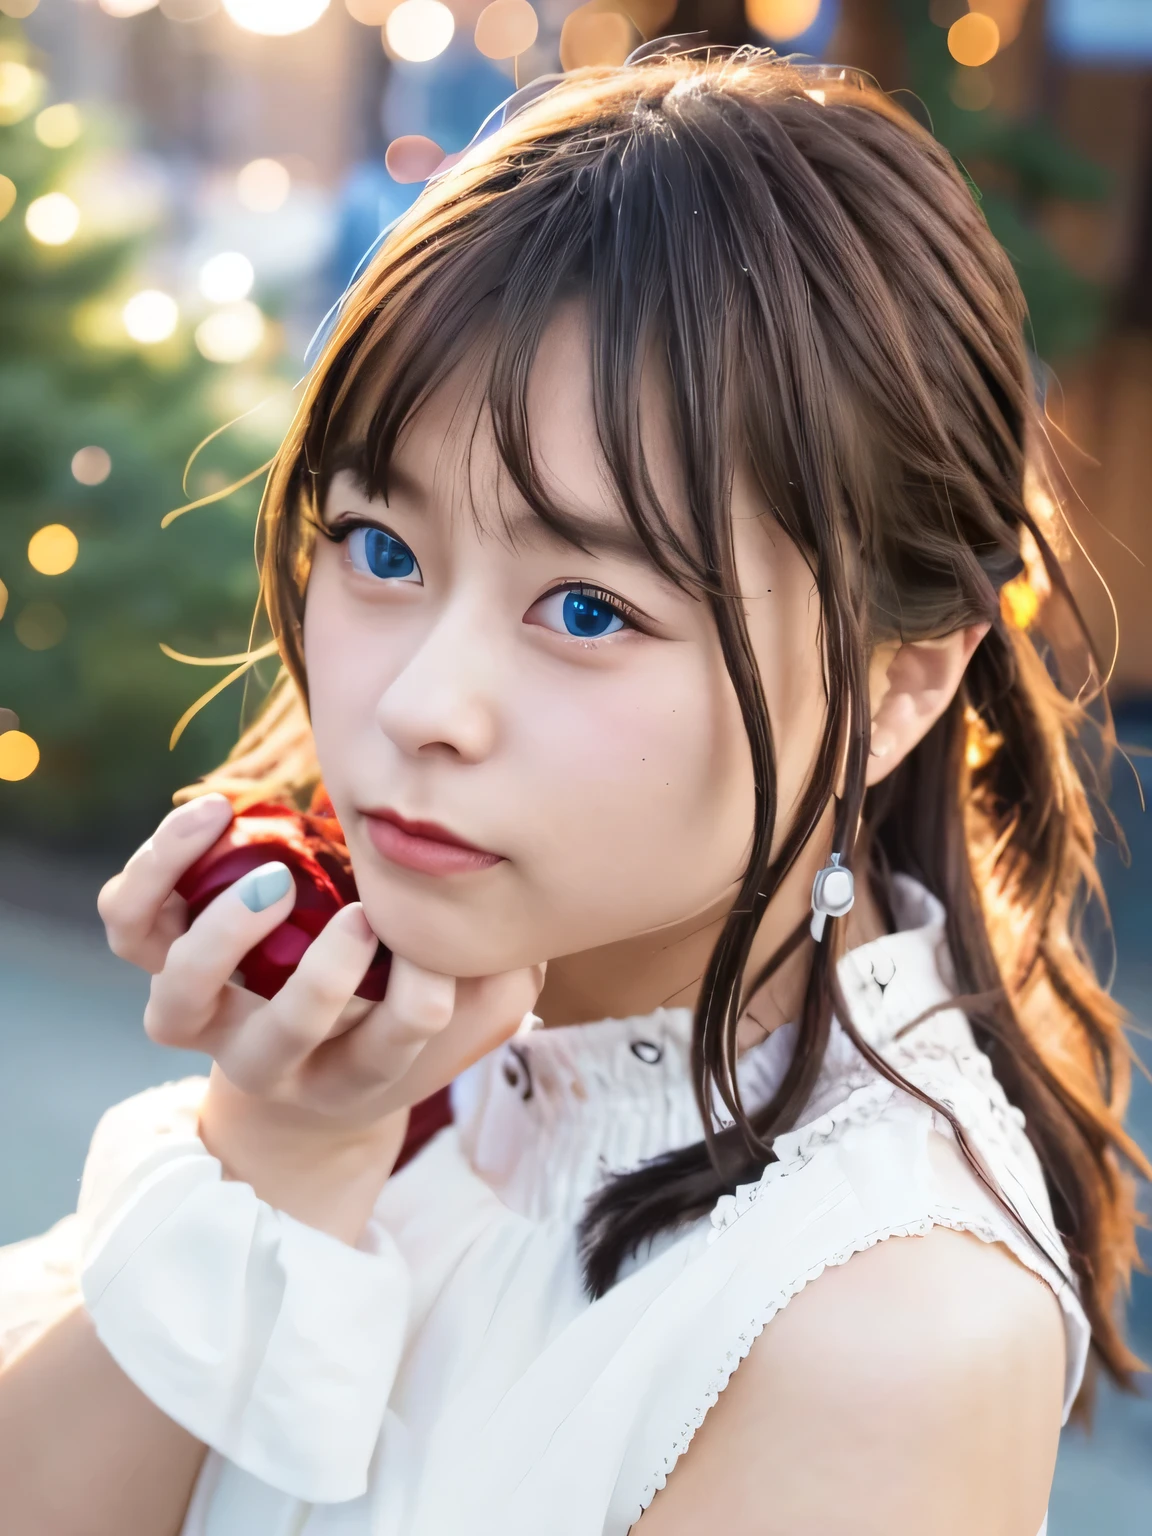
[810, 852, 854, 942]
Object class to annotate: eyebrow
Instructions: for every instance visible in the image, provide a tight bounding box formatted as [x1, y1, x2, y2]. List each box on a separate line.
[326, 444, 654, 565]
[498, 506, 654, 564]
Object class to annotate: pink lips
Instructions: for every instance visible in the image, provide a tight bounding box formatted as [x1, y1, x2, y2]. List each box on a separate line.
[361, 810, 504, 876]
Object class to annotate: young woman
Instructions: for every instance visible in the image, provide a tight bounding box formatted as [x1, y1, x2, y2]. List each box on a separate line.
[0, 46, 1145, 1536]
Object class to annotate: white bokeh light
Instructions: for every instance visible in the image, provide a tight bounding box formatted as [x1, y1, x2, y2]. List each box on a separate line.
[71, 446, 113, 486]
[222, 0, 330, 35]
[236, 157, 290, 213]
[99, 0, 160, 17]
[195, 300, 266, 363]
[123, 289, 179, 344]
[25, 192, 80, 245]
[199, 250, 255, 304]
[385, 0, 454, 62]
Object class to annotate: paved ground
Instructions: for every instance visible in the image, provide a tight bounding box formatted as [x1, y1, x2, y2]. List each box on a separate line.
[2, 715, 1151, 1529]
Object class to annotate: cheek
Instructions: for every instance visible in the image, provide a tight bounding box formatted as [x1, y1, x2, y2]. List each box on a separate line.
[301, 557, 381, 791]
[511, 643, 756, 942]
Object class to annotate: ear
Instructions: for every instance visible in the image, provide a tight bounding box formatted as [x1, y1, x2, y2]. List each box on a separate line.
[865, 624, 990, 788]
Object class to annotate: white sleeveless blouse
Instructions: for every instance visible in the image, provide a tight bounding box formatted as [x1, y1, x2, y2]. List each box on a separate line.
[0, 877, 1087, 1535]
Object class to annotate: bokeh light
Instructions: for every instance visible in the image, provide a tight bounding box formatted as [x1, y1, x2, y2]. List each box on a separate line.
[35, 103, 83, 149]
[950, 66, 994, 111]
[222, 0, 330, 34]
[0, 175, 15, 222]
[623, 0, 676, 31]
[25, 192, 80, 246]
[71, 446, 112, 486]
[948, 12, 1000, 68]
[559, 6, 632, 71]
[99, 0, 160, 15]
[385, 134, 445, 183]
[0, 576, 7, 621]
[194, 299, 266, 362]
[28, 524, 79, 576]
[15, 602, 67, 652]
[746, 0, 821, 40]
[1001, 573, 1040, 631]
[160, 0, 221, 18]
[345, 0, 392, 19]
[122, 289, 179, 344]
[199, 250, 255, 303]
[0, 61, 44, 126]
[474, 1, 538, 60]
[0, 1, 42, 20]
[236, 157, 290, 212]
[974, 0, 1028, 47]
[385, 0, 455, 63]
[0, 730, 40, 783]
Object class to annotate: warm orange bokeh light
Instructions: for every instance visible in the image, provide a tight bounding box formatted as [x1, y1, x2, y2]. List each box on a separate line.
[560, 6, 632, 71]
[1001, 576, 1040, 631]
[0, 730, 40, 782]
[345, 0, 393, 20]
[0, 575, 8, 621]
[27, 523, 79, 576]
[746, 0, 821, 42]
[474, 0, 538, 61]
[948, 12, 1000, 68]
[974, 0, 1029, 49]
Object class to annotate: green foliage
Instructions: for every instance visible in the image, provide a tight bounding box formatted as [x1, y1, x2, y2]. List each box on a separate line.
[892, 0, 1109, 362]
[0, 22, 285, 853]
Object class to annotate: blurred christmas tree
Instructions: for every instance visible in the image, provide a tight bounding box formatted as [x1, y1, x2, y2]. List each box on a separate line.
[0, 16, 286, 853]
[888, 0, 1109, 360]
[687, 1, 1109, 360]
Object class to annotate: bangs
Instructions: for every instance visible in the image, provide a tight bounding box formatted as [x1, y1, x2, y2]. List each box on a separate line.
[300, 64, 864, 610]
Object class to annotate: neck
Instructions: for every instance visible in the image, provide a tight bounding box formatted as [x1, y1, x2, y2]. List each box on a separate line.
[535, 815, 889, 1038]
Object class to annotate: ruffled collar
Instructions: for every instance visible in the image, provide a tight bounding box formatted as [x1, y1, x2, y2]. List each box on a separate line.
[450, 876, 956, 1223]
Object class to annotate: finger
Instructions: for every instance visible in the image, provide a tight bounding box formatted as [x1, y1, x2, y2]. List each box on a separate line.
[144, 860, 296, 1048]
[99, 795, 234, 972]
[301, 953, 457, 1111]
[219, 903, 383, 1096]
[387, 963, 545, 1103]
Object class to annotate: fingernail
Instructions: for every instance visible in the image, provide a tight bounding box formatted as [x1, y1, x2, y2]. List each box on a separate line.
[235, 862, 293, 912]
[173, 794, 233, 836]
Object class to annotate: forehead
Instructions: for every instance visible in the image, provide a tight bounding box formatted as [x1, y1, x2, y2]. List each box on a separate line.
[330, 302, 692, 560]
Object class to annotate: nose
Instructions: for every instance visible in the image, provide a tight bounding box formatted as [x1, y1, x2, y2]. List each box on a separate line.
[374, 599, 500, 763]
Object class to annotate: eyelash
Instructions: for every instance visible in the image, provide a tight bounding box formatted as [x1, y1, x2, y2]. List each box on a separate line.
[542, 582, 642, 633]
[319, 516, 376, 547]
[322, 517, 644, 635]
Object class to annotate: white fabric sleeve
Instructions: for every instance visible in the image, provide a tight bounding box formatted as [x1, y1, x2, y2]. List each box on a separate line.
[75, 1079, 411, 1504]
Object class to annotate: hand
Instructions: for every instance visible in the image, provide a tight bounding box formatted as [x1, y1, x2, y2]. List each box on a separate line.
[98, 795, 545, 1235]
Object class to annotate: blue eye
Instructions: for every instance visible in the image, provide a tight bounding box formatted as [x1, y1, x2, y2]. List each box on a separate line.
[346, 526, 420, 583]
[534, 587, 627, 639]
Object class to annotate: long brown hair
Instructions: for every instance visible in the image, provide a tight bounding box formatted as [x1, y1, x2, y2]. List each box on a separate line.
[188, 50, 1147, 1390]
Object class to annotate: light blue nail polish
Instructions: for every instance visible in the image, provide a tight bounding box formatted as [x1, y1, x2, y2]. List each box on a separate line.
[236, 862, 293, 913]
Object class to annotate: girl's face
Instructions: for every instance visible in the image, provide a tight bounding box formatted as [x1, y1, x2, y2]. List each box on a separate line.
[303, 307, 827, 981]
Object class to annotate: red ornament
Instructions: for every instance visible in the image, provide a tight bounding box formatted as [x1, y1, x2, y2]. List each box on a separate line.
[175, 790, 391, 1002]
[174, 789, 454, 1167]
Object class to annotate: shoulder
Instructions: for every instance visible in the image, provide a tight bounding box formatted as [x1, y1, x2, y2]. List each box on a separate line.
[635, 1226, 1065, 1536]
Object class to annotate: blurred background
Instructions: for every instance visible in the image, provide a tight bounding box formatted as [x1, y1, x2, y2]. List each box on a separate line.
[0, 1, 1149, 1528]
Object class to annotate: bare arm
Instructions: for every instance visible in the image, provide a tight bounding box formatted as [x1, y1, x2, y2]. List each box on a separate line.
[634, 1226, 1066, 1536]
[0, 1306, 206, 1536]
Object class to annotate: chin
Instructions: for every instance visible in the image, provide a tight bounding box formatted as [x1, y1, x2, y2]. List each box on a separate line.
[354, 890, 516, 980]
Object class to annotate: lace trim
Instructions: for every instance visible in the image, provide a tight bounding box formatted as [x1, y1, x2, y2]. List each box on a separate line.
[709, 1050, 1059, 1254]
[631, 1204, 1066, 1525]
